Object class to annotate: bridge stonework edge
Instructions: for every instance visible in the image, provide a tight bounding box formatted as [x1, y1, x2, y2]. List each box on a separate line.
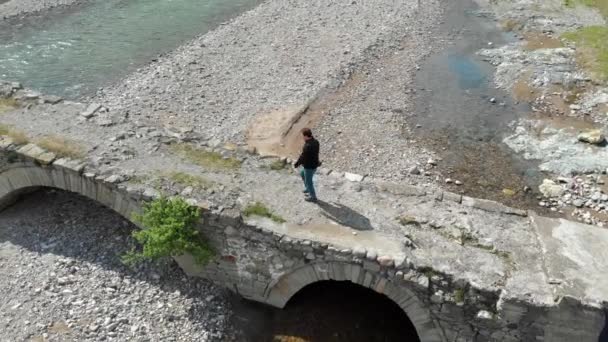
[0, 138, 605, 342]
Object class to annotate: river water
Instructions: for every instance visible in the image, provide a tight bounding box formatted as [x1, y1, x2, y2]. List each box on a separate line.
[0, 0, 262, 98]
[412, 0, 544, 209]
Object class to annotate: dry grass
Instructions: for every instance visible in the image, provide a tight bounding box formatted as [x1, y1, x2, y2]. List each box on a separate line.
[562, 26, 608, 81]
[523, 32, 563, 51]
[0, 98, 18, 113]
[164, 171, 211, 189]
[0, 124, 29, 144]
[171, 143, 241, 170]
[36, 135, 85, 159]
[242, 202, 286, 223]
[501, 19, 520, 32]
[564, 0, 608, 17]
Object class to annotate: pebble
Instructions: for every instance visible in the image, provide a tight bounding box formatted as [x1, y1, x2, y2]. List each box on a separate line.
[0, 190, 233, 341]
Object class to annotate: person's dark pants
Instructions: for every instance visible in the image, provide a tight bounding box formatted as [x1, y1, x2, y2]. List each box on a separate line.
[300, 168, 317, 199]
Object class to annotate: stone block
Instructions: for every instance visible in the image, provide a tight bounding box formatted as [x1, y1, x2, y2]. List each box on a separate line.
[443, 191, 462, 204]
[362, 271, 374, 288]
[375, 181, 426, 197]
[0, 136, 14, 149]
[350, 264, 363, 284]
[363, 260, 380, 272]
[373, 277, 387, 294]
[53, 158, 86, 173]
[17, 144, 56, 165]
[344, 172, 365, 182]
[49, 168, 68, 190]
[463, 196, 527, 217]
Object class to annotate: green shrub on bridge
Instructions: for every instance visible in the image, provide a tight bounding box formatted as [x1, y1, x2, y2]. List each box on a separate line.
[123, 197, 214, 266]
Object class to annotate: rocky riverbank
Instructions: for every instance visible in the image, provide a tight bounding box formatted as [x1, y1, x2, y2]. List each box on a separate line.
[0, 0, 84, 20]
[0, 190, 237, 341]
[95, 0, 444, 183]
[472, 0, 608, 226]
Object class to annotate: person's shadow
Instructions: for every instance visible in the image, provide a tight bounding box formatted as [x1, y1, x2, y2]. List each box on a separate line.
[317, 200, 374, 231]
[600, 308, 608, 342]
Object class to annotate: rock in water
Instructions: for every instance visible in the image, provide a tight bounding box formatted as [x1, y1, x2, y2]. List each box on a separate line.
[577, 130, 605, 145]
[539, 179, 564, 198]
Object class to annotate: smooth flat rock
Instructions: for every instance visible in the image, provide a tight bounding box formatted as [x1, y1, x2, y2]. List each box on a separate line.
[81, 103, 101, 118]
[245, 216, 405, 259]
[531, 214, 608, 303]
[344, 172, 365, 182]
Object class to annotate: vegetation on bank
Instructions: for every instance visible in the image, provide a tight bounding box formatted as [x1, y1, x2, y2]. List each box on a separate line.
[165, 171, 211, 189]
[171, 143, 241, 170]
[242, 202, 286, 223]
[268, 158, 287, 171]
[562, 25, 608, 81]
[0, 124, 29, 145]
[123, 197, 214, 266]
[564, 0, 608, 17]
[0, 98, 18, 113]
[36, 135, 85, 159]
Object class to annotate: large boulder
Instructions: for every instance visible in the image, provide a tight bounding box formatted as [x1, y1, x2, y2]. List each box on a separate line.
[539, 179, 565, 198]
[578, 129, 605, 145]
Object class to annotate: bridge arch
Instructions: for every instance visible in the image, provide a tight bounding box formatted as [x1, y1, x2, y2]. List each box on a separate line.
[0, 164, 139, 220]
[264, 262, 446, 342]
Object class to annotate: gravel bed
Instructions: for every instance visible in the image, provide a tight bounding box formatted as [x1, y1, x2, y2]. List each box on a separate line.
[0, 0, 83, 20]
[0, 190, 236, 342]
[95, 0, 445, 181]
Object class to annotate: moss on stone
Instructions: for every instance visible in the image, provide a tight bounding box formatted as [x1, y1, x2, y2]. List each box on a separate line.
[243, 202, 286, 223]
[171, 143, 241, 170]
[165, 171, 211, 189]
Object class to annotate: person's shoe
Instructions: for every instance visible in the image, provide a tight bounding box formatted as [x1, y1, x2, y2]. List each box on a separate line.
[305, 197, 318, 203]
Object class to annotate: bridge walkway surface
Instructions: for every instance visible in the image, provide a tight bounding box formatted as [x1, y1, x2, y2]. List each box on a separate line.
[0, 85, 607, 341]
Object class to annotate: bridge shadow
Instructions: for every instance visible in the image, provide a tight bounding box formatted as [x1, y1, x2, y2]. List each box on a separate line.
[0, 188, 237, 337]
[316, 200, 374, 231]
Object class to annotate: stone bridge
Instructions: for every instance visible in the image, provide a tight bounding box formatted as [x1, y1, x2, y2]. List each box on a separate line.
[0, 135, 607, 342]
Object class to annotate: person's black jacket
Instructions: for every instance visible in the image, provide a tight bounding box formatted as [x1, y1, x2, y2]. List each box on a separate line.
[294, 137, 320, 169]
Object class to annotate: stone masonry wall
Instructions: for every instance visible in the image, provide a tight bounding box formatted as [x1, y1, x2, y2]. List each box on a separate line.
[0, 137, 605, 342]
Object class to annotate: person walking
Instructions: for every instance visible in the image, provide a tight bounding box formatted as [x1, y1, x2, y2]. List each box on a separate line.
[294, 128, 320, 203]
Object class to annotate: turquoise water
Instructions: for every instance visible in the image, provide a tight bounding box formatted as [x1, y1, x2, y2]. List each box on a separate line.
[447, 54, 486, 89]
[0, 0, 261, 98]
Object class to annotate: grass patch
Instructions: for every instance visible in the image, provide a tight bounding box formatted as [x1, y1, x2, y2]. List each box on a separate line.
[269, 159, 287, 171]
[123, 197, 214, 266]
[0, 124, 29, 145]
[563, 26, 608, 81]
[171, 144, 241, 170]
[398, 215, 421, 227]
[0, 98, 18, 113]
[164, 171, 210, 189]
[501, 19, 520, 32]
[242, 202, 286, 223]
[564, 0, 608, 17]
[454, 288, 466, 304]
[417, 266, 441, 279]
[460, 231, 479, 246]
[492, 249, 512, 261]
[36, 135, 85, 159]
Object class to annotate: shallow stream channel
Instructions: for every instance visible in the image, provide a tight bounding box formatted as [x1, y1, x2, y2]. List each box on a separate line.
[412, 0, 544, 209]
